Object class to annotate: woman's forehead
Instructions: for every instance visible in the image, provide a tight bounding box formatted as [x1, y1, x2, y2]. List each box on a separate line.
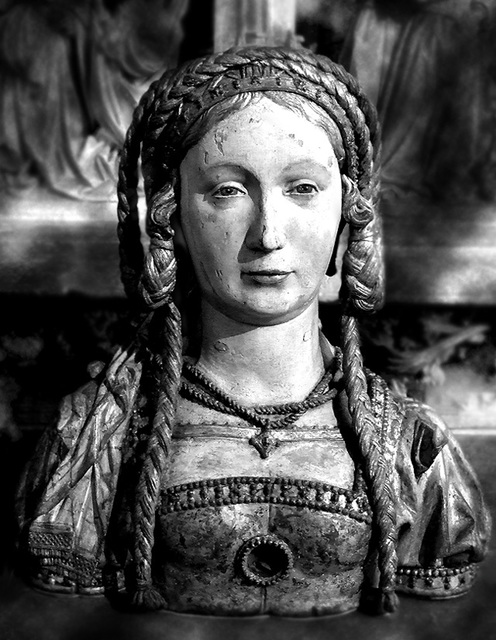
[185, 99, 340, 171]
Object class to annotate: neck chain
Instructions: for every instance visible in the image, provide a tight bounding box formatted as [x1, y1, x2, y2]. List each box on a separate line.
[180, 351, 342, 459]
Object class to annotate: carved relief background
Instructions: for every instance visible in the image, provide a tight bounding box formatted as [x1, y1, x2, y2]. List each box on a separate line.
[299, 0, 496, 304]
[0, 0, 189, 200]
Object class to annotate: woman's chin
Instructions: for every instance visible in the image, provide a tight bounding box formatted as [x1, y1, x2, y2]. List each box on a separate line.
[218, 300, 316, 327]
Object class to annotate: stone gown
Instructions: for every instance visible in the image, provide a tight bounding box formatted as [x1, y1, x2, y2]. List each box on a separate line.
[16, 338, 491, 616]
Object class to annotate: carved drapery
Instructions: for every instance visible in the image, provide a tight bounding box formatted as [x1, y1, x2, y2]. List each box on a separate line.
[0, 0, 188, 201]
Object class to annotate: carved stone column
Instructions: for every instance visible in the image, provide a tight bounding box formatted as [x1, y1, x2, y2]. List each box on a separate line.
[214, 0, 296, 51]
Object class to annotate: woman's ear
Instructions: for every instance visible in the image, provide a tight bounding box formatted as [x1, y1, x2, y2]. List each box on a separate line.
[171, 171, 190, 256]
[171, 208, 188, 255]
[326, 217, 346, 276]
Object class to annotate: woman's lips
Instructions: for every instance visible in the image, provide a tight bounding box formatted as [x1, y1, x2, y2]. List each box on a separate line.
[242, 270, 292, 284]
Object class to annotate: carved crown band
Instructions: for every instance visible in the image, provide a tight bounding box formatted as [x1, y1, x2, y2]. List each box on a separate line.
[161, 65, 345, 165]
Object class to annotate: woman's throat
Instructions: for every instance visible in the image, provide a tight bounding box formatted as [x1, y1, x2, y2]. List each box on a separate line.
[196, 298, 326, 406]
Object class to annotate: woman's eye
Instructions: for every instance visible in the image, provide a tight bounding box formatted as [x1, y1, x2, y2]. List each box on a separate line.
[287, 182, 318, 196]
[212, 185, 246, 198]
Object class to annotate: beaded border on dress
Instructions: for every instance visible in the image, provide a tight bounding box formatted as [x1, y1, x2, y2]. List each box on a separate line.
[26, 527, 103, 594]
[161, 476, 372, 524]
[396, 563, 478, 596]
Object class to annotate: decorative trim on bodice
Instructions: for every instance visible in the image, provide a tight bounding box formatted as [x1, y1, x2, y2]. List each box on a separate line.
[396, 563, 478, 597]
[172, 422, 342, 441]
[161, 476, 372, 524]
[26, 525, 102, 594]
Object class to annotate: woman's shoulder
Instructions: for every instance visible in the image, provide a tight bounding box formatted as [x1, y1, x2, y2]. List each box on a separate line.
[364, 368, 450, 475]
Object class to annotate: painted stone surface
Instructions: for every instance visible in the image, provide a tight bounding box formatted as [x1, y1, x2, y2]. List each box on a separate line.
[15, 46, 491, 618]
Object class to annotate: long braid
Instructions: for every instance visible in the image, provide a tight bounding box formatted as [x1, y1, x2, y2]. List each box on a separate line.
[339, 163, 398, 610]
[115, 46, 398, 614]
[341, 311, 399, 612]
[117, 79, 159, 306]
[133, 302, 182, 609]
[335, 92, 398, 609]
[116, 72, 184, 606]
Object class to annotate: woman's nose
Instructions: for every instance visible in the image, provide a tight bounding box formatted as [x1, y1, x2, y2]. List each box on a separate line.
[245, 194, 285, 252]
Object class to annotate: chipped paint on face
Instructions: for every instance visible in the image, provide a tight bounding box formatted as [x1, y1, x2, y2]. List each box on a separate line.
[179, 99, 342, 326]
[288, 131, 303, 146]
[213, 128, 229, 155]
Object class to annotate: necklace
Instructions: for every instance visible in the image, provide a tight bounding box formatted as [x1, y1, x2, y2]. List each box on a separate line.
[180, 351, 342, 459]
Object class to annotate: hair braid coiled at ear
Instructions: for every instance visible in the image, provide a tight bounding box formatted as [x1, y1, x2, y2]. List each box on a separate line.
[341, 174, 384, 314]
[138, 186, 178, 310]
[118, 74, 189, 313]
[117, 79, 159, 306]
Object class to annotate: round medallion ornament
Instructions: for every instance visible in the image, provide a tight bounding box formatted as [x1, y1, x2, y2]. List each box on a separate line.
[236, 535, 294, 586]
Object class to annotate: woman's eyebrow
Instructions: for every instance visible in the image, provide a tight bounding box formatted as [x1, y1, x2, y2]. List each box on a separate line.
[200, 163, 248, 177]
[194, 164, 250, 190]
[281, 159, 335, 174]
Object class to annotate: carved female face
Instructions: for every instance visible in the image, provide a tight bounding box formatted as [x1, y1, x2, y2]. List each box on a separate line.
[179, 98, 342, 326]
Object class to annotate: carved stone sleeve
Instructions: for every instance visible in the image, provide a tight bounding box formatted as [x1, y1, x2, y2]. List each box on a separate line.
[16, 344, 143, 594]
[394, 398, 492, 598]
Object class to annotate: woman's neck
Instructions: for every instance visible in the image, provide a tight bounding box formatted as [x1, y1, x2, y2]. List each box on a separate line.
[195, 299, 328, 405]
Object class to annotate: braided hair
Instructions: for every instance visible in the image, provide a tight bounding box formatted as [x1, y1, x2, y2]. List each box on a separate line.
[116, 46, 396, 613]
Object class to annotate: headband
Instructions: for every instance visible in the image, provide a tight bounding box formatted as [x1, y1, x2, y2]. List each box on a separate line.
[143, 47, 379, 191]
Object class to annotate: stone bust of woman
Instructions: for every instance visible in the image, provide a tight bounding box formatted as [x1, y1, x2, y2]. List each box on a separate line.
[17, 46, 490, 617]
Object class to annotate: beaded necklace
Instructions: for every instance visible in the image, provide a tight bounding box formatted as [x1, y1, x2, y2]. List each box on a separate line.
[180, 351, 342, 458]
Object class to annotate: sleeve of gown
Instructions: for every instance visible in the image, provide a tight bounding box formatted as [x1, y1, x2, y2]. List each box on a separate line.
[16, 344, 143, 594]
[394, 397, 492, 598]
